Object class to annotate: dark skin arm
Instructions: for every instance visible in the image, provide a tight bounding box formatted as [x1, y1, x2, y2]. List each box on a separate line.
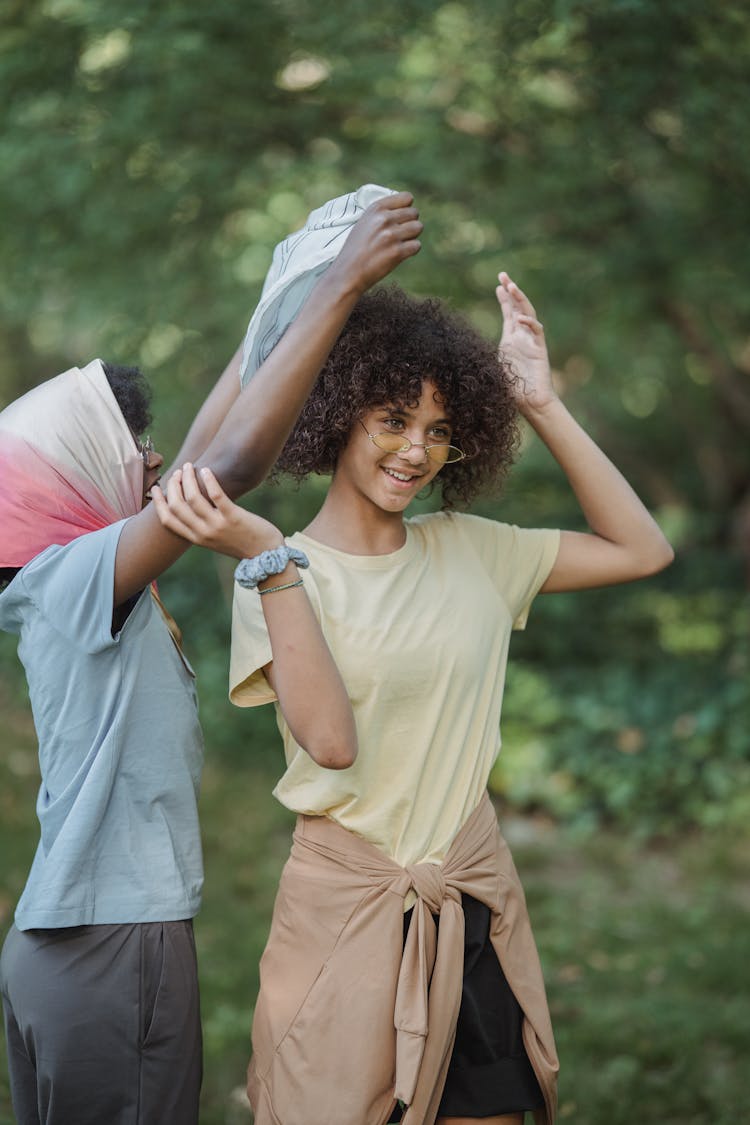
[113, 192, 422, 605]
[161, 343, 245, 480]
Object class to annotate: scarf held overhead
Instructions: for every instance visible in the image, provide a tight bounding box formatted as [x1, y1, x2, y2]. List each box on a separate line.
[240, 183, 396, 386]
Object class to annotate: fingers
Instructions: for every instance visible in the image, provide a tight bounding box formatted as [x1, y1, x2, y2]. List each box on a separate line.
[179, 462, 210, 508]
[393, 207, 420, 225]
[150, 480, 200, 543]
[518, 314, 545, 335]
[149, 482, 169, 523]
[399, 237, 422, 260]
[378, 190, 415, 209]
[382, 216, 424, 261]
[364, 194, 423, 241]
[495, 282, 512, 308]
[497, 271, 537, 319]
[166, 468, 209, 538]
[196, 465, 232, 508]
[159, 464, 228, 543]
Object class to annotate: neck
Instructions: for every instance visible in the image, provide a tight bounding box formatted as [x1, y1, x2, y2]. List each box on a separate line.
[304, 480, 407, 556]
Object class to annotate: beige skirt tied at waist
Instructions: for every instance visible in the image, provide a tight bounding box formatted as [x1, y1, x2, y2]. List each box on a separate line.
[248, 792, 559, 1125]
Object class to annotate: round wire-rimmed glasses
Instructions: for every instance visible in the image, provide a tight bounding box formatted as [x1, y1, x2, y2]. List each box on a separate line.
[137, 435, 155, 466]
[359, 420, 465, 465]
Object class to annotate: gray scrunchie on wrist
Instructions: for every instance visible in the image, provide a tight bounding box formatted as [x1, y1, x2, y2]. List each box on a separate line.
[234, 546, 310, 590]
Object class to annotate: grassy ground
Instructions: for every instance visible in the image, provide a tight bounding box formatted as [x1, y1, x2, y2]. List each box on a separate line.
[1, 676, 748, 1124]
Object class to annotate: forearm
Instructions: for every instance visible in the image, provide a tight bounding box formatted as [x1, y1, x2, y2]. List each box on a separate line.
[496, 271, 673, 591]
[195, 271, 361, 498]
[164, 345, 243, 478]
[260, 565, 358, 769]
[523, 397, 674, 588]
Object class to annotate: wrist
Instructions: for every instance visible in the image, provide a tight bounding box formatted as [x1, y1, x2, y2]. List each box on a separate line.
[257, 562, 299, 590]
[320, 257, 368, 303]
[517, 392, 563, 424]
[234, 544, 310, 589]
[248, 533, 285, 554]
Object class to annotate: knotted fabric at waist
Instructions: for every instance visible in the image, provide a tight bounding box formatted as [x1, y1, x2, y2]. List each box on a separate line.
[291, 793, 534, 1118]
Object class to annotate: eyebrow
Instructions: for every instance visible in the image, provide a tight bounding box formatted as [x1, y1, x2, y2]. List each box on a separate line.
[379, 405, 453, 426]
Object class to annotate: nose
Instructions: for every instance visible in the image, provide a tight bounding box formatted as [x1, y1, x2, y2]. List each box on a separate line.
[398, 439, 428, 466]
[145, 449, 164, 471]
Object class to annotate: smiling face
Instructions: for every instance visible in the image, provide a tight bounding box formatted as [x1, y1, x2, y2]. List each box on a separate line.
[333, 380, 453, 516]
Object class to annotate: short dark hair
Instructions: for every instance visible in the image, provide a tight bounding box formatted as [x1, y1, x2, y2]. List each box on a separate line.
[273, 285, 521, 508]
[102, 363, 153, 436]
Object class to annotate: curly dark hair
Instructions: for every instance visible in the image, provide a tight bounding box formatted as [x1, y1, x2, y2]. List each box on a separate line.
[101, 362, 153, 436]
[274, 285, 520, 508]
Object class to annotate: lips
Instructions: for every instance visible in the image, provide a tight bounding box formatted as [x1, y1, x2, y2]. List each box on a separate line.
[381, 466, 423, 485]
[144, 475, 162, 502]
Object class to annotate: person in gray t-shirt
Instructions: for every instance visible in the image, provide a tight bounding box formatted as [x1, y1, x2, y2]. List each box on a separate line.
[0, 194, 423, 1125]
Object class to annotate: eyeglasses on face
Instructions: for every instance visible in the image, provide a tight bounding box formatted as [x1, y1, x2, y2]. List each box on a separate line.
[137, 435, 154, 467]
[358, 420, 465, 465]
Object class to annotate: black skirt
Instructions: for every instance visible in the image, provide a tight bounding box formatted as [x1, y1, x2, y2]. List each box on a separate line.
[389, 894, 544, 1120]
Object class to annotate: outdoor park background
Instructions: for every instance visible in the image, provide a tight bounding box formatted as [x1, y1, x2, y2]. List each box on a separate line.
[0, 2, 748, 1122]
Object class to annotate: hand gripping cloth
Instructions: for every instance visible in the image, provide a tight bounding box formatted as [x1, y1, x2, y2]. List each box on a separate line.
[239, 183, 396, 386]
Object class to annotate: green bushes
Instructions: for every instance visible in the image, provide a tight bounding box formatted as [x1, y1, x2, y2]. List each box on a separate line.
[492, 557, 749, 834]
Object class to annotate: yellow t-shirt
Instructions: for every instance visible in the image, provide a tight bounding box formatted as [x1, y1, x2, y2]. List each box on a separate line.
[230, 512, 560, 868]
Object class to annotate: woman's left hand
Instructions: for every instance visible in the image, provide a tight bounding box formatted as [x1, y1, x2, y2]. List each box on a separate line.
[496, 271, 557, 415]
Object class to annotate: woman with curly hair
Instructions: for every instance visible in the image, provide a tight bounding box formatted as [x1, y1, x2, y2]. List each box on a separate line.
[156, 271, 673, 1125]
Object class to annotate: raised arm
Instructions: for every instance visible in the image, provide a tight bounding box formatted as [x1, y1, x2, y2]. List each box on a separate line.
[151, 465, 357, 769]
[114, 192, 423, 605]
[496, 272, 674, 592]
[162, 343, 244, 479]
[195, 192, 423, 497]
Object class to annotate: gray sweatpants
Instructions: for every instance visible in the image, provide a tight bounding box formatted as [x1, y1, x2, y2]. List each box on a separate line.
[0, 920, 202, 1125]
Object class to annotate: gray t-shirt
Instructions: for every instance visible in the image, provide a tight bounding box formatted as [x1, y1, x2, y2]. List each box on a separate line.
[0, 520, 205, 929]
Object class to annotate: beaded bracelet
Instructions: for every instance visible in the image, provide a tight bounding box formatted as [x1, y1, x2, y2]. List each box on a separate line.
[234, 546, 310, 589]
[258, 579, 304, 596]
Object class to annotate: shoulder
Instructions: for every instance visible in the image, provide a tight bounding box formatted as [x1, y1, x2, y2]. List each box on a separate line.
[407, 510, 513, 550]
[407, 510, 459, 540]
[23, 522, 126, 582]
[9, 522, 132, 649]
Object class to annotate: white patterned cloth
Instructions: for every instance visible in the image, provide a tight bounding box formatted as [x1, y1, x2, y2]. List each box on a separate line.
[239, 184, 396, 386]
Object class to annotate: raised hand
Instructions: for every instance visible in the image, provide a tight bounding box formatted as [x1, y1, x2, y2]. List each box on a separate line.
[496, 271, 556, 414]
[151, 463, 283, 560]
[331, 192, 423, 295]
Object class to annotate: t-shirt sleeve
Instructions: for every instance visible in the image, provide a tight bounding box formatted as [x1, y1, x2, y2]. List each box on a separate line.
[453, 512, 560, 630]
[11, 521, 131, 652]
[229, 582, 276, 707]
[0, 577, 23, 632]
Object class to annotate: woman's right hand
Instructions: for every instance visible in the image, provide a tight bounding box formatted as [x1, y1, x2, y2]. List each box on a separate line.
[151, 462, 283, 560]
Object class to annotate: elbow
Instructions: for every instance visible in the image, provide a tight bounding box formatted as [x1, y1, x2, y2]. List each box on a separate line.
[660, 540, 676, 571]
[640, 535, 675, 578]
[217, 464, 265, 501]
[307, 733, 359, 771]
[201, 452, 266, 501]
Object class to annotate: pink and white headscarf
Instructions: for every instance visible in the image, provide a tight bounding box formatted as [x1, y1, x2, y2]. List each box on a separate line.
[0, 359, 144, 568]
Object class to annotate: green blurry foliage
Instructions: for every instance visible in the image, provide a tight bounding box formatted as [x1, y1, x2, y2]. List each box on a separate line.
[492, 561, 750, 835]
[1, 0, 748, 833]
